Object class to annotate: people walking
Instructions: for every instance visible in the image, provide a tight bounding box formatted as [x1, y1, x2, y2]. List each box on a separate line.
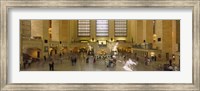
[44, 56, 46, 62]
[52, 61, 54, 71]
[49, 61, 54, 71]
[23, 60, 27, 69]
[71, 54, 77, 66]
[86, 56, 89, 63]
[28, 58, 32, 67]
[169, 58, 172, 66]
[49, 61, 52, 71]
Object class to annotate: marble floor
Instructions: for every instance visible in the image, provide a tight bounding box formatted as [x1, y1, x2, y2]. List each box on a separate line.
[21, 54, 179, 71]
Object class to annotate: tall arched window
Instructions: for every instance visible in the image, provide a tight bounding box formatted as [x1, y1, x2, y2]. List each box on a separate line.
[114, 20, 127, 36]
[96, 20, 108, 36]
[78, 20, 90, 36]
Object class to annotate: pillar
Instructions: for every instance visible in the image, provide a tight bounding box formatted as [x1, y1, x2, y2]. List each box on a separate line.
[52, 20, 60, 41]
[109, 20, 115, 41]
[155, 20, 163, 50]
[146, 20, 153, 43]
[143, 20, 147, 42]
[172, 20, 177, 54]
[136, 20, 143, 43]
[162, 20, 173, 60]
[43, 20, 50, 59]
[127, 20, 137, 43]
[90, 20, 96, 41]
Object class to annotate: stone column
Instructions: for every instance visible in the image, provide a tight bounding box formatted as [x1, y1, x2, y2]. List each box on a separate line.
[176, 20, 180, 52]
[133, 20, 137, 43]
[69, 20, 74, 43]
[176, 20, 180, 65]
[20, 20, 31, 66]
[90, 20, 96, 41]
[63, 20, 71, 43]
[143, 20, 147, 42]
[62, 20, 71, 50]
[127, 20, 137, 43]
[109, 20, 115, 42]
[136, 20, 143, 44]
[58, 21, 63, 56]
[172, 20, 177, 54]
[126, 20, 131, 42]
[155, 20, 163, 50]
[43, 20, 50, 59]
[146, 20, 153, 43]
[59, 20, 70, 54]
[162, 20, 173, 60]
[31, 20, 44, 60]
[52, 20, 60, 41]
[72, 20, 78, 41]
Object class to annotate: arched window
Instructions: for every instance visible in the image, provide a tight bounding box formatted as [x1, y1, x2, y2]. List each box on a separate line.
[78, 20, 90, 36]
[96, 20, 108, 36]
[114, 20, 127, 36]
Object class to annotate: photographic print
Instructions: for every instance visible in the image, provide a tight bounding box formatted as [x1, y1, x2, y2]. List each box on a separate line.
[1, 0, 199, 90]
[20, 20, 180, 71]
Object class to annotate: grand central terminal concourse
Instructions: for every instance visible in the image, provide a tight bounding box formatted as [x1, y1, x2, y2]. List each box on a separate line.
[20, 20, 180, 71]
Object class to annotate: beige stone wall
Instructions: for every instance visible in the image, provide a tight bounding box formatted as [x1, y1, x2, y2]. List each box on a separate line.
[176, 20, 180, 52]
[143, 20, 147, 42]
[146, 20, 153, 43]
[20, 20, 31, 38]
[42, 20, 50, 58]
[172, 20, 177, 54]
[52, 20, 60, 41]
[137, 20, 143, 43]
[20, 20, 31, 64]
[31, 20, 43, 39]
[162, 20, 173, 59]
[127, 20, 153, 44]
[126, 20, 133, 42]
[89, 20, 95, 40]
[43, 20, 50, 41]
[70, 20, 78, 41]
[66, 20, 78, 42]
[127, 20, 137, 43]
[109, 20, 115, 41]
[22, 39, 43, 58]
[62, 20, 71, 43]
[24, 20, 50, 59]
[155, 20, 163, 50]
[176, 20, 180, 44]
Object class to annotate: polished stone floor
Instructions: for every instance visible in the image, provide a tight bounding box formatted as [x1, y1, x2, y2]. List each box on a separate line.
[21, 54, 179, 71]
